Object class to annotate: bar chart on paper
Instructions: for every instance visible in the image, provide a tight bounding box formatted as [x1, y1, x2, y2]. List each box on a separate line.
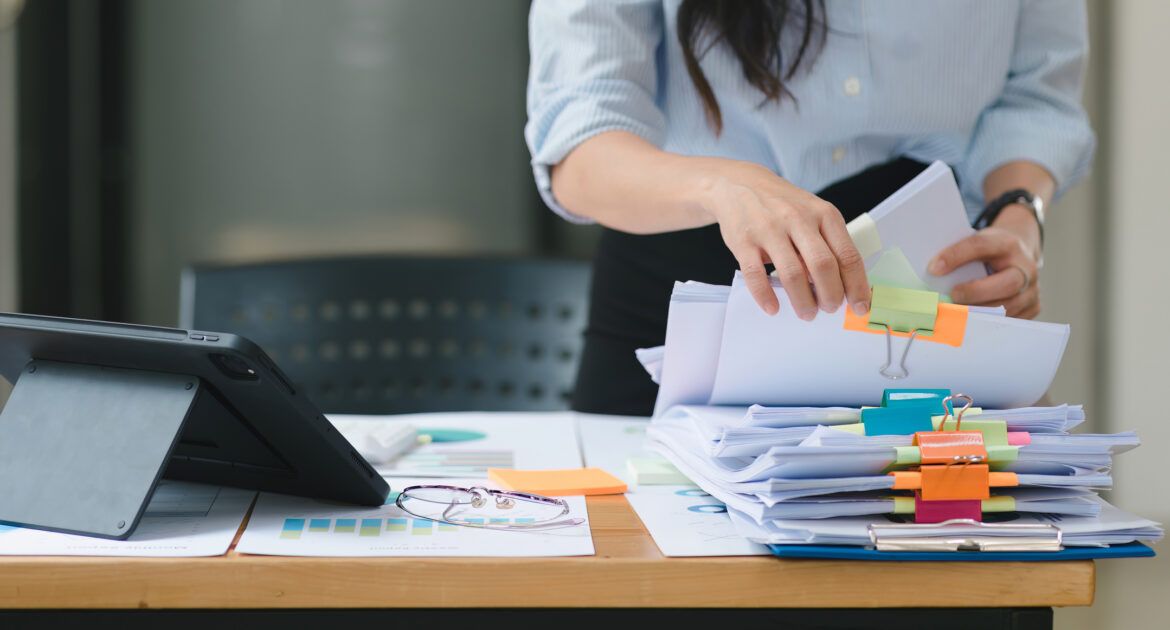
[236, 479, 595, 557]
[626, 485, 770, 557]
[277, 516, 482, 539]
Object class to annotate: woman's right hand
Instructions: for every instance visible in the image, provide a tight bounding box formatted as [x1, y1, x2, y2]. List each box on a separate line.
[695, 159, 871, 319]
[550, 132, 870, 317]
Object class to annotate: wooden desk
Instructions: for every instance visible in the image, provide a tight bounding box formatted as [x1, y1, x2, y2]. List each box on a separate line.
[0, 495, 1093, 610]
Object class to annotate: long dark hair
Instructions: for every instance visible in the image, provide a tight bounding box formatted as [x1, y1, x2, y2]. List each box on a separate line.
[677, 0, 827, 134]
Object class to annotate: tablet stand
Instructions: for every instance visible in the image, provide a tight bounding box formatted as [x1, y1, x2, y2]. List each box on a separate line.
[0, 360, 200, 539]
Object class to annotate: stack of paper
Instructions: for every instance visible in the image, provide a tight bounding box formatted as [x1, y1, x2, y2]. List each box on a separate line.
[646, 405, 1163, 546]
[646, 275, 1069, 413]
[642, 162, 1071, 414]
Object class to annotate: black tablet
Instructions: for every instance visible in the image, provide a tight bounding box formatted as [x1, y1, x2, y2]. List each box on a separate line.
[0, 312, 389, 539]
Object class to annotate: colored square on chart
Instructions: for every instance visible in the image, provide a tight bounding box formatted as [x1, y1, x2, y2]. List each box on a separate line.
[360, 519, 382, 537]
[412, 519, 433, 535]
[334, 518, 357, 533]
[280, 518, 305, 539]
[386, 518, 408, 532]
[308, 519, 331, 533]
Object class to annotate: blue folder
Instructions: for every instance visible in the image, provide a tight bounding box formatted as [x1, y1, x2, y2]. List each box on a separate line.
[769, 542, 1155, 561]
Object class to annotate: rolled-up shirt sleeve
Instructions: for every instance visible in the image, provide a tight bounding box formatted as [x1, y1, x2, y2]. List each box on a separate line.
[957, 0, 1096, 214]
[525, 0, 667, 223]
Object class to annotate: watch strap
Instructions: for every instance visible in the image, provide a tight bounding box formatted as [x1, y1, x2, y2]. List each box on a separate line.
[973, 188, 1044, 247]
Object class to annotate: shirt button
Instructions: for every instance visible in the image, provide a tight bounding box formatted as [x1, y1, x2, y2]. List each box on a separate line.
[832, 146, 847, 163]
[843, 76, 861, 97]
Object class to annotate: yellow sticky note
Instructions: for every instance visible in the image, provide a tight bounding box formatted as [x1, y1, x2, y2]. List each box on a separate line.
[488, 467, 627, 496]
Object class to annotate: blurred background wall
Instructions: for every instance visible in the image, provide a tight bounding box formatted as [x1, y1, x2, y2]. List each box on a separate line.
[1, 1, 1166, 625]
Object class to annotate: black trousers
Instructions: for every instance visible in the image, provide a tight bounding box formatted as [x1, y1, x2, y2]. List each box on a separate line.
[571, 158, 932, 416]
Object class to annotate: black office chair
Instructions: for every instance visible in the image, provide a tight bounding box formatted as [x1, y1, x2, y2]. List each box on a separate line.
[180, 256, 591, 414]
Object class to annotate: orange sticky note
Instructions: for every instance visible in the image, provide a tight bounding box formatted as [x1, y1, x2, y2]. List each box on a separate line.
[488, 467, 628, 496]
[843, 301, 969, 347]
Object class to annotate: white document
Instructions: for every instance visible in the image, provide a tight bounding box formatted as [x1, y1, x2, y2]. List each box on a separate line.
[329, 412, 583, 478]
[236, 479, 594, 557]
[708, 273, 1069, 408]
[653, 281, 731, 415]
[625, 485, 770, 557]
[577, 413, 653, 484]
[847, 161, 986, 295]
[0, 482, 253, 557]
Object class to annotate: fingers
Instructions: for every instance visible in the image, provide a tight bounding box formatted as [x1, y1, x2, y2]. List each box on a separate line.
[818, 207, 870, 315]
[788, 221, 844, 314]
[951, 266, 1029, 305]
[1001, 291, 1041, 319]
[733, 250, 779, 315]
[764, 237, 819, 320]
[929, 232, 1011, 276]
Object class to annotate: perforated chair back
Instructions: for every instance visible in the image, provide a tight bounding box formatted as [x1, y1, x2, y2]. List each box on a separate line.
[180, 257, 591, 414]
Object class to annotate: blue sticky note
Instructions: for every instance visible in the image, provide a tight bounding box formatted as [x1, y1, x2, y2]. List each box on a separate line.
[882, 388, 951, 409]
[862, 406, 934, 435]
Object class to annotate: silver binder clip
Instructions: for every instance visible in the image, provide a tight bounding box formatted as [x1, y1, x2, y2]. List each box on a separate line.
[878, 324, 918, 380]
[868, 519, 1064, 552]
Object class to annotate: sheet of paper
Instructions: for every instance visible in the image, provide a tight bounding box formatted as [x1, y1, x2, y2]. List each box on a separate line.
[577, 414, 652, 484]
[709, 274, 1069, 408]
[653, 282, 731, 414]
[0, 482, 254, 557]
[625, 485, 769, 557]
[235, 478, 594, 557]
[330, 412, 583, 478]
[857, 161, 986, 295]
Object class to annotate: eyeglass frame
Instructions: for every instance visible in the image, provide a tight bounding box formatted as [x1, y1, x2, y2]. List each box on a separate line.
[394, 484, 586, 531]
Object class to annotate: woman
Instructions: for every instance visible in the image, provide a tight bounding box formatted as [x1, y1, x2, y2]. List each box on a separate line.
[526, 1, 1093, 415]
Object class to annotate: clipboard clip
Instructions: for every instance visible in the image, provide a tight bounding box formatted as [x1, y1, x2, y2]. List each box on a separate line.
[867, 520, 1064, 552]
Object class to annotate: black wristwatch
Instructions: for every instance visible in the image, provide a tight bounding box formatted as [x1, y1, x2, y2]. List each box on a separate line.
[973, 188, 1045, 247]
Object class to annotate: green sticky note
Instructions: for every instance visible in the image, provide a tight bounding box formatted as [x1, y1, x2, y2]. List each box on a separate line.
[894, 446, 922, 466]
[987, 445, 1019, 465]
[932, 418, 1009, 446]
[867, 285, 939, 333]
[982, 496, 1016, 513]
[627, 456, 689, 485]
[868, 247, 933, 292]
[892, 496, 916, 514]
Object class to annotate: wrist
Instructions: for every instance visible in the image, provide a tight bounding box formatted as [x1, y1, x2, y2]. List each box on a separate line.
[991, 204, 1043, 260]
[687, 157, 776, 224]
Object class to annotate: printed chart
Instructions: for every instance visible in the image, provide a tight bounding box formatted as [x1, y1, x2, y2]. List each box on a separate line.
[326, 413, 583, 478]
[626, 485, 770, 557]
[387, 449, 514, 476]
[237, 478, 594, 557]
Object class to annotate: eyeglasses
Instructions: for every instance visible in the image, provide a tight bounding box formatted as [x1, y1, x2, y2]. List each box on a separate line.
[395, 484, 586, 531]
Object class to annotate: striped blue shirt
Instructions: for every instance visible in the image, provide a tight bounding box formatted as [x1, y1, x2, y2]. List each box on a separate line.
[526, 0, 1094, 223]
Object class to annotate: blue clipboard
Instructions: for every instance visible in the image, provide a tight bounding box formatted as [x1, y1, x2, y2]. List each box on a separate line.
[769, 542, 1155, 561]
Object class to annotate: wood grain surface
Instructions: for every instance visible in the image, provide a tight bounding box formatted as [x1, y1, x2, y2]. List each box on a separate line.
[0, 494, 1094, 609]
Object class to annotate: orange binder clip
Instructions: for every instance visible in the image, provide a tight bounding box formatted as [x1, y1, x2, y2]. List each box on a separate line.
[919, 463, 990, 501]
[913, 393, 987, 465]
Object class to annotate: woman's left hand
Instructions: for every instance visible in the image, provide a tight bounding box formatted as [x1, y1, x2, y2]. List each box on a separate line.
[927, 205, 1043, 319]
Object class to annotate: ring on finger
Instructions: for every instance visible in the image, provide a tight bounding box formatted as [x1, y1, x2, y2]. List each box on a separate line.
[1010, 264, 1031, 294]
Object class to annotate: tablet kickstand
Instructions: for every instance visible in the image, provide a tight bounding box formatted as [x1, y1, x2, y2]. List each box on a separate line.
[0, 360, 200, 539]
